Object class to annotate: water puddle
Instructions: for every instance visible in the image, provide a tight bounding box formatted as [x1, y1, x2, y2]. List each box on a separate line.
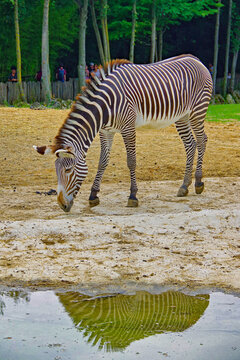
[0, 289, 240, 360]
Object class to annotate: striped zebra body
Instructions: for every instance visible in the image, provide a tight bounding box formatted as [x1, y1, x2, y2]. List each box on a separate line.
[34, 54, 212, 212]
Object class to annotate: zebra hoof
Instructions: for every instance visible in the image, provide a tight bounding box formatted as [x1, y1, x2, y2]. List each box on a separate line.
[195, 182, 204, 194]
[127, 197, 138, 207]
[177, 186, 188, 197]
[89, 197, 100, 207]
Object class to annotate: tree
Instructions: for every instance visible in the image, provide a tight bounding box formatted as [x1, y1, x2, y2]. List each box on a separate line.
[212, 0, 222, 99]
[106, 0, 137, 61]
[42, 0, 51, 104]
[156, 0, 219, 62]
[150, 0, 156, 63]
[129, 0, 137, 62]
[223, 0, 233, 97]
[100, 0, 111, 62]
[90, 0, 105, 65]
[75, 0, 89, 90]
[89, 0, 111, 64]
[14, 0, 25, 101]
[136, 0, 218, 64]
[230, 0, 240, 93]
[0, 0, 240, 92]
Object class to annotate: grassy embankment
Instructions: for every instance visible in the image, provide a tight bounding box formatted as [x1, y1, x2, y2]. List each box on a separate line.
[206, 104, 240, 122]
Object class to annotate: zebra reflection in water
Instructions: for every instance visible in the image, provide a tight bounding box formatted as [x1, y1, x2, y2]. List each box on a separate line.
[57, 291, 209, 352]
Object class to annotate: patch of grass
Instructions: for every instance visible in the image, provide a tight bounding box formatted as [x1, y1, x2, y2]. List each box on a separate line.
[206, 104, 240, 122]
[12, 99, 30, 108]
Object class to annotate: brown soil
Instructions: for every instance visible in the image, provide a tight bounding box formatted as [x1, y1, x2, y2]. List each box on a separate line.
[0, 108, 240, 292]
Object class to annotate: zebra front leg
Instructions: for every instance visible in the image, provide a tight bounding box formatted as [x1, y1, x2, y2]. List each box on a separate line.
[122, 129, 138, 207]
[175, 119, 197, 197]
[89, 130, 115, 207]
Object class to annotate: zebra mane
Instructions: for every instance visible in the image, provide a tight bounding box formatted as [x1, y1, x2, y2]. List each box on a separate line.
[77, 59, 132, 99]
[53, 59, 131, 152]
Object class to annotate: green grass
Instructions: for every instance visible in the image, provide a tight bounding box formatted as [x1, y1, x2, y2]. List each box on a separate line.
[206, 104, 240, 122]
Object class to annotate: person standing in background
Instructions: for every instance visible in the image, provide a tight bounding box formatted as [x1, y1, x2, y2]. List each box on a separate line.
[208, 63, 213, 77]
[8, 66, 17, 82]
[56, 64, 66, 82]
[35, 69, 42, 81]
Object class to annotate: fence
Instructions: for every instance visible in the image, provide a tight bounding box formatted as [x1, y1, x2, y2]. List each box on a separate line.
[0, 77, 240, 104]
[0, 79, 80, 104]
[215, 76, 240, 94]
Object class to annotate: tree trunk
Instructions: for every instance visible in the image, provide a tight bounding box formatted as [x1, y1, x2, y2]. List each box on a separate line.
[212, 0, 221, 100]
[14, 0, 25, 102]
[129, 0, 137, 63]
[230, 47, 239, 93]
[223, 0, 232, 97]
[77, 0, 88, 90]
[90, 0, 105, 65]
[158, 28, 163, 61]
[155, 36, 158, 62]
[100, 0, 110, 62]
[150, 0, 156, 63]
[42, 0, 51, 104]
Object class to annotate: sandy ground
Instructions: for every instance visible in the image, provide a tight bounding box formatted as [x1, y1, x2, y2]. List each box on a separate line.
[0, 108, 240, 292]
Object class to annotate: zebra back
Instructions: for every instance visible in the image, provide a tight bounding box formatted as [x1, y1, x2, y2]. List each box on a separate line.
[53, 55, 212, 154]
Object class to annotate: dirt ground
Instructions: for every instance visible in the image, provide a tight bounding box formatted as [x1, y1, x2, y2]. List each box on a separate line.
[0, 108, 240, 292]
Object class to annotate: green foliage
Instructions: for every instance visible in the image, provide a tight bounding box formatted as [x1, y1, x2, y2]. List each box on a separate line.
[108, 1, 137, 40]
[106, 0, 219, 51]
[0, 1, 15, 80]
[3, 100, 10, 107]
[0, 0, 239, 81]
[0, 0, 79, 81]
[49, 0, 79, 71]
[12, 99, 30, 107]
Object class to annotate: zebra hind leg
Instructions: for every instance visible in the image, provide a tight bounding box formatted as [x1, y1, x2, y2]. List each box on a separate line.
[175, 118, 197, 197]
[122, 129, 138, 207]
[89, 131, 115, 207]
[190, 117, 208, 195]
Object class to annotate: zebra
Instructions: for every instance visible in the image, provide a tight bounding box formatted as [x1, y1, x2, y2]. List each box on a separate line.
[34, 54, 213, 212]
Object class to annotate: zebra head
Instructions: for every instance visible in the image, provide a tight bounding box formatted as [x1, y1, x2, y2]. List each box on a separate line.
[55, 147, 88, 212]
[33, 145, 88, 212]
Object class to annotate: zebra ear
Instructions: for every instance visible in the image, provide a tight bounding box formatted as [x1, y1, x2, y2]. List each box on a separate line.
[33, 145, 52, 155]
[55, 147, 76, 159]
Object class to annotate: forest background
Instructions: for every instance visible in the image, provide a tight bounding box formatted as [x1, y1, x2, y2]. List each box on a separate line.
[0, 0, 239, 87]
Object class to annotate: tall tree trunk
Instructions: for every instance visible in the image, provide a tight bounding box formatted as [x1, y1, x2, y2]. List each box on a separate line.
[90, 0, 105, 65]
[129, 0, 137, 63]
[158, 28, 163, 61]
[76, 0, 88, 90]
[212, 0, 221, 100]
[42, 0, 51, 104]
[14, 0, 25, 102]
[150, 0, 156, 63]
[230, 47, 239, 93]
[100, 0, 110, 62]
[155, 36, 158, 62]
[223, 0, 232, 97]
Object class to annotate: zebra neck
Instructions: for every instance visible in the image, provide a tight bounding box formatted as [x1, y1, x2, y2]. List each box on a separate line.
[56, 98, 109, 155]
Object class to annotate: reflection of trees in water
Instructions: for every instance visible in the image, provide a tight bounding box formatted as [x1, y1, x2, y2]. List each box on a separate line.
[0, 291, 30, 316]
[57, 291, 209, 352]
